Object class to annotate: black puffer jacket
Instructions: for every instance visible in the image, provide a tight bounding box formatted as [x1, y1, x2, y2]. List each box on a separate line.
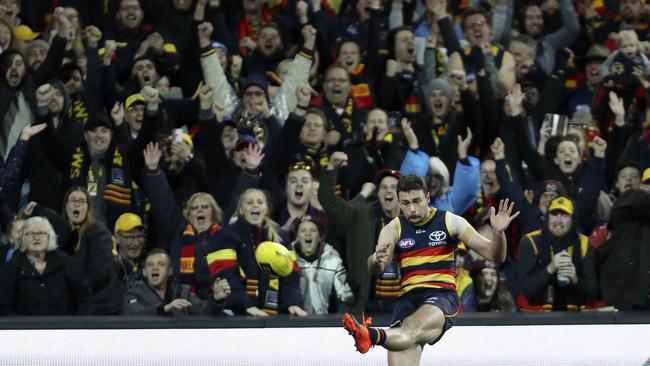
[35, 205, 123, 315]
[0, 250, 92, 315]
[598, 189, 650, 310]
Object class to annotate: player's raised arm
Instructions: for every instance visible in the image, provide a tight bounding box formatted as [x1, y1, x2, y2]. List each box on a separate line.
[368, 218, 399, 274]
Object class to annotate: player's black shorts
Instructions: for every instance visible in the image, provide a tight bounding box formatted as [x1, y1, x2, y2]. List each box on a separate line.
[389, 288, 459, 346]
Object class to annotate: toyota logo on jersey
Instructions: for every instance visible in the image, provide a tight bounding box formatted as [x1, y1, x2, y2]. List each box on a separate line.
[428, 231, 447, 246]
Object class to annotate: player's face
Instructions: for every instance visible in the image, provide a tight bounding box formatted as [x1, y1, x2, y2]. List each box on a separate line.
[398, 189, 430, 224]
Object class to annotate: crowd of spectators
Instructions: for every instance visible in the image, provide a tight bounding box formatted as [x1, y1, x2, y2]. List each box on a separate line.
[0, 0, 649, 317]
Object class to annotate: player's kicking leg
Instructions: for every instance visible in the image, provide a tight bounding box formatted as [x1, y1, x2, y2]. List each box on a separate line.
[343, 304, 445, 355]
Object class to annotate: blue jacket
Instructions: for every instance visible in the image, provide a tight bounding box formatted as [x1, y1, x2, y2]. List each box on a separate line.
[432, 157, 480, 214]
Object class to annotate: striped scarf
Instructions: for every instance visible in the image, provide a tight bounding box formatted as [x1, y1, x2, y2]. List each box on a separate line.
[398, 71, 422, 123]
[69, 145, 133, 225]
[179, 224, 220, 294]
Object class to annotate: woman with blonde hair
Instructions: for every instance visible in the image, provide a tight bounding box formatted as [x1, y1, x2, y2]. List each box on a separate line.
[0, 216, 91, 315]
[21, 186, 121, 314]
[144, 142, 224, 299]
[205, 188, 307, 317]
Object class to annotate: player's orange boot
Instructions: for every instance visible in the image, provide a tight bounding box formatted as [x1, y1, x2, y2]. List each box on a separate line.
[342, 313, 373, 353]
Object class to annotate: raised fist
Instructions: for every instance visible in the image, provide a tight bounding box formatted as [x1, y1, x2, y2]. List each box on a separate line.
[36, 84, 53, 106]
[327, 151, 348, 170]
[82, 26, 102, 47]
[141, 86, 159, 104]
[296, 85, 312, 107]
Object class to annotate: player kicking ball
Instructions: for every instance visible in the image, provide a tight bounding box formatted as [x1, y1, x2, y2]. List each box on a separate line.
[343, 175, 519, 366]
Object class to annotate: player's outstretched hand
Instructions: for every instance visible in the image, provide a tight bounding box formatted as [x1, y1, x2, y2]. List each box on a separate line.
[490, 198, 520, 233]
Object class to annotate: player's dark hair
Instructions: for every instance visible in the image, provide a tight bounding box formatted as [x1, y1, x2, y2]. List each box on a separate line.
[397, 174, 427, 195]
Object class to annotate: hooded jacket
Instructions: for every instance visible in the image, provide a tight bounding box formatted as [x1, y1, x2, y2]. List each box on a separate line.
[296, 242, 355, 314]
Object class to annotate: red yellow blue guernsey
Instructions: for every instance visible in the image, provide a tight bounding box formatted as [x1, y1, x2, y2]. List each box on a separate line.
[396, 208, 458, 295]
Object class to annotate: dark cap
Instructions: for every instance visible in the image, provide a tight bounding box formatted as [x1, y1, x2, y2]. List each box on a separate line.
[222, 117, 237, 128]
[469, 259, 498, 278]
[374, 168, 401, 185]
[535, 180, 567, 201]
[85, 113, 113, 131]
[234, 134, 257, 151]
[241, 74, 269, 95]
[291, 214, 327, 240]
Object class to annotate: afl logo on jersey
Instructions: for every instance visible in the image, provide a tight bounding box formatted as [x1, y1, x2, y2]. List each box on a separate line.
[428, 231, 447, 246]
[398, 238, 416, 249]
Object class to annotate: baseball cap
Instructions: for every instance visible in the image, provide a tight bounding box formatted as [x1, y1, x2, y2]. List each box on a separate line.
[548, 196, 574, 215]
[114, 213, 146, 234]
[642, 168, 650, 183]
[374, 168, 401, 185]
[125, 93, 145, 110]
[234, 134, 257, 151]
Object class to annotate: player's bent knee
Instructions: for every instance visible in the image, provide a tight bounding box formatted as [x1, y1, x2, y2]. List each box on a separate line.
[402, 305, 445, 344]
